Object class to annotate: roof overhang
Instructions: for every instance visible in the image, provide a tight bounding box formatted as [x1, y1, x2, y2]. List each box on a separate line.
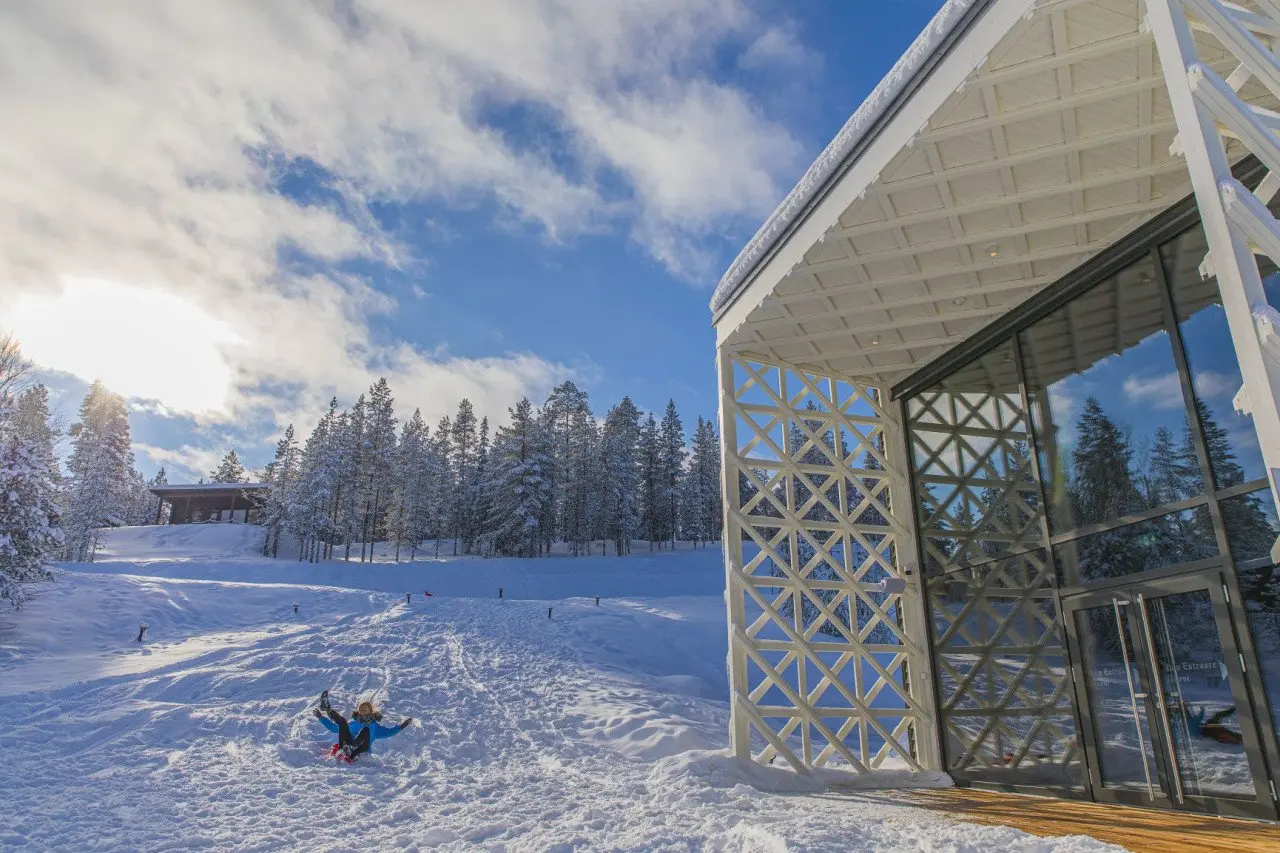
[713, 0, 1269, 387]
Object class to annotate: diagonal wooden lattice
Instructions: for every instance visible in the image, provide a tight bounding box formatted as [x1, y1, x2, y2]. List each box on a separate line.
[907, 380, 1044, 573]
[927, 551, 1082, 781]
[718, 350, 940, 772]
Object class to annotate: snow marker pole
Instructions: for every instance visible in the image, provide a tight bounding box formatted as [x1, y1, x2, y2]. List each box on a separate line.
[595, 596, 599, 606]
[293, 602, 299, 614]
[405, 593, 411, 604]
[136, 623, 148, 643]
[548, 607, 552, 619]
[499, 586, 503, 599]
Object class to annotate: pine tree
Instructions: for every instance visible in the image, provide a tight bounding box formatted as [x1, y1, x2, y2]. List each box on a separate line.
[260, 426, 299, 556]
[386, 410, 429, 561]
[658, 400, 684, 548]
[638, 413, 662, 548]
[488, 398, 553, 557]
[360, 378, 398, 561]
[62, 381, 134, 561]
[427, 416, 453, 557]
[287, 402, 343, 562]
[209, 450, 247, 483]
[148, 467, 169, 525]
[13, 385, 61, 489]
[0, 431, 62, 607]
[600, 397, 642, 556]
[338, 396, 366, 560]
[1068, 398, 1146, 581]
[564, 403, 601, 555]
[450, 400, 479, 555]
[682, 417, 722, 546]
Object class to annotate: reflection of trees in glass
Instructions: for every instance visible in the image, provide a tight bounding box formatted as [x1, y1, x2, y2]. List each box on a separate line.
[1070, 398, 1145, 528]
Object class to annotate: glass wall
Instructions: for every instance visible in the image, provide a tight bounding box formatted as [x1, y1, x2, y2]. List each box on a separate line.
[905, 216, 1280, 797]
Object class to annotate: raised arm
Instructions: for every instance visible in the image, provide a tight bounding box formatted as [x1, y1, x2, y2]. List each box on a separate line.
[314, 710, 339, 734]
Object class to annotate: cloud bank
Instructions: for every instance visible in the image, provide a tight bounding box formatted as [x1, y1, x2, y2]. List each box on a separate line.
[0, 0, 803, 432]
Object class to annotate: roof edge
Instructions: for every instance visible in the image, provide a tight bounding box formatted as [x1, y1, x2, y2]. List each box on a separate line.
[710, 0, 998, 317]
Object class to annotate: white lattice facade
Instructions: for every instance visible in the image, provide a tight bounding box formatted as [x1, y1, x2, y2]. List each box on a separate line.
[718, 350, 940, 771]
[710, 0, 1280, 817]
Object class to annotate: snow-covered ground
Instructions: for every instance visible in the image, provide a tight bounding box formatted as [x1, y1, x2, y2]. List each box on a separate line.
[0, 525, 1122, 851]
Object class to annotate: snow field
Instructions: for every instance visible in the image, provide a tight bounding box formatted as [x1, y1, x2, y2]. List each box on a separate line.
[0, 526, 1124, 851]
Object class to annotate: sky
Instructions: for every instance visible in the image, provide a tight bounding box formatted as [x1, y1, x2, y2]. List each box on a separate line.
[2, 0, 954, 481]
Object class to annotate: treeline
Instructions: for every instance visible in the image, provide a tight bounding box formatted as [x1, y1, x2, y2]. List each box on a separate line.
[254, 379, 723, 561]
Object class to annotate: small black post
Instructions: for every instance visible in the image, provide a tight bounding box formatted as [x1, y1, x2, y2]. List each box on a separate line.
[595, 596, 600, 606]
[547, 607, 552, 619]
[405, 593, 411, 604]
[136, 623, 148, 643]
[499, 586, 504, 599]
[292, 602, 299, 615]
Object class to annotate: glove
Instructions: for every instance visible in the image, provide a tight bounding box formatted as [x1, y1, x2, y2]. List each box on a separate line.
[313, 708, 324, 719]
[399, 717, 413, 730]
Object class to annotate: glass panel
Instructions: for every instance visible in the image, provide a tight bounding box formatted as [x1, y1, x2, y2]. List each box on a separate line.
[1162, 225, 1267, 488]
[906, 340, 1044, 573]
[1075, 601, 1162, 795]
[1141, 590, 1256, 800]
[927, 551, 1084, 787]
[1225, 488, 1280, 750]
[1054, 506, 1218, 586]
[1020, 253, 1204, 534]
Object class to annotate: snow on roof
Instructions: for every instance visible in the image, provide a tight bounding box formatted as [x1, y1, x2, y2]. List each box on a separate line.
[710, 0, 989, 315]
[151, 482, 268, 493]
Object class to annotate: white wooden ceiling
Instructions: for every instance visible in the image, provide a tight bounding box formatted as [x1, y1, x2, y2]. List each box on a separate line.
[718, 0, 1272, 386]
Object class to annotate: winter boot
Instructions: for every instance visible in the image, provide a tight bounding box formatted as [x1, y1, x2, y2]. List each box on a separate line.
[318, 689, 332, 714]
[339, 744, 358, 763]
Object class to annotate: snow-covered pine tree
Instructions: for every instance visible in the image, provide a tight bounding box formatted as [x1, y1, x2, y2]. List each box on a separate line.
[62, 381, 135, 561]
[13, 385, 61, 492]
[450, 400, 479, 555]
[600, 397, 642, 556]
[260, 426, 299, 556]
[542, 382, 592, 550]
[657, 400, 684, 548]
[682, 417, 722, 546]
[338, 395, 366, 560]
[148, 467, 169, 525]
[488, 398, 552, 557]
[386, 409, 429, 561]
[638, 413, 661, 548]
[209, 450, 247, 483]
[475, 416, 492, 555]
[564, 402, 600, 555]
[0, 426, 62, 607]
[361, 378, 398, 561]
[427, 416, 453, 557]
[287, 402, 342, 561]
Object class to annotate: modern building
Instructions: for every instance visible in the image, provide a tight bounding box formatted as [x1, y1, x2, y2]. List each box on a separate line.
[713, 0, 1280, 821]
[150, 483, 267, 525]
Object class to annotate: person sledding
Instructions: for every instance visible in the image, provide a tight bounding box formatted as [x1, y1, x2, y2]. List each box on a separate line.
[312, 690, 412, 762]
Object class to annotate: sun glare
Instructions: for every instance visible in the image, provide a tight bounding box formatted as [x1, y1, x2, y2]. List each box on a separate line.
[9, 278, 243, 414]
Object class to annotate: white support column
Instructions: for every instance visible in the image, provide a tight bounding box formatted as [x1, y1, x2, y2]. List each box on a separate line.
[715, 347, 939, 773]
[717, 348, 751, 760]
[885, 397, 943, 771]
[1148, 0, 1280, 559]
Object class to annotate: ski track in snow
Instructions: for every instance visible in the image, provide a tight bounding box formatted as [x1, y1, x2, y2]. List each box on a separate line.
[0, 529, 1124, 852]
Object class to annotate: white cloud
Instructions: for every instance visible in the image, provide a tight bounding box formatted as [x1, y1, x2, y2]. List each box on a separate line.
[739, 24, 814, 71]
[134, 443, 227, 482]
[1122, 372, 1186, 410]
[0, 0, 802, 429]
[1191, 369, 1239, 400]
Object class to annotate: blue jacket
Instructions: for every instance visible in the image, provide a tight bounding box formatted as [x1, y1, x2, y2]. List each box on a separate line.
[318, 715, 403, 753]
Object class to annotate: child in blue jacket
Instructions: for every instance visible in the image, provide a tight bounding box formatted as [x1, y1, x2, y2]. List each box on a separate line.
[313, 691, 412, 762]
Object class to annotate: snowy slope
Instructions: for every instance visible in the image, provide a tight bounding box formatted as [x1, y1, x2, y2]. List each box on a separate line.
[0, 527, 1123, 851]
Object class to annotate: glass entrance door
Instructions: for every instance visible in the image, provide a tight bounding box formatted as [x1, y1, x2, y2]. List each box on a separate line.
[1064, 573, 1277, 819]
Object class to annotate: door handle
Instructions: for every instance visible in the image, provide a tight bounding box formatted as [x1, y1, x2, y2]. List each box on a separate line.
[1137, 594, 1185, 804]
[1112, 597, 1157, 801]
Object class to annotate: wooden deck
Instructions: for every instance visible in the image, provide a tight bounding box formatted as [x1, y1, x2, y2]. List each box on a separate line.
[900, 788, 1280, 852]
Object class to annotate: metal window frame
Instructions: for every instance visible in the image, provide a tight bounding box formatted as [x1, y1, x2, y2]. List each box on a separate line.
[899, 160, 1280, 807]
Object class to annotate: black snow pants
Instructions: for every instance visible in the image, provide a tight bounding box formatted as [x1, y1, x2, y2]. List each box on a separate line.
[328, 709, 372, 758]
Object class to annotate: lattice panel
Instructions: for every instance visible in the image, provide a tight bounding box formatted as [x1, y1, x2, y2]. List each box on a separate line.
[718, 350, 939, 772]
[906, 342, 1045, 574]
[927, 551, 1085, 787]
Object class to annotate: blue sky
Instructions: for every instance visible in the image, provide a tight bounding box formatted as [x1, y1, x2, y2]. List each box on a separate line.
[2, 1, 956, 481]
